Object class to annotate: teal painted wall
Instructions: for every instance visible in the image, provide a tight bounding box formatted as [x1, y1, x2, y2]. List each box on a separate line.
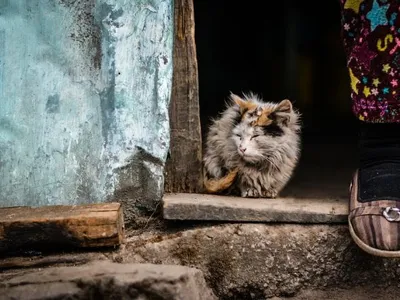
[0, 0, 173, 217]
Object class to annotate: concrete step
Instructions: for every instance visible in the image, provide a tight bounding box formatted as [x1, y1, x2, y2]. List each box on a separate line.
[163, 193, 348, 223]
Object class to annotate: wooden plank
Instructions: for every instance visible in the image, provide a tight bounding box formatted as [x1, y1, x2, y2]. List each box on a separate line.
[164, 0, 203, 193]
[0, 203, 124, 253]
[163, 193, 348, 223]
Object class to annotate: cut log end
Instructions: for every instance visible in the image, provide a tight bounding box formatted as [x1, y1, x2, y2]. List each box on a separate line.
[0, 202, 125, 254]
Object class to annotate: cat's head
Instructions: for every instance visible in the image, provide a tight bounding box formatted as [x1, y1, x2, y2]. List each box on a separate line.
[231, 98, 300, 164]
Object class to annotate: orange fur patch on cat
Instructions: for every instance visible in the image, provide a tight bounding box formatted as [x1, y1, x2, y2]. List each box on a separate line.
[252, 99, 292, 126]
[230, 93, 258, 118]
[251, 108, 273, 126]
[204, 168, 239, 193]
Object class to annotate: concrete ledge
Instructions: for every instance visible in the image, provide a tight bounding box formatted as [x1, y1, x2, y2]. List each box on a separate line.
[163, 193, 348, 223]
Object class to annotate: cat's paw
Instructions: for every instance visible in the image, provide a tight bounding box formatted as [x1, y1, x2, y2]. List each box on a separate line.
[242, 188, 260, 198]
[262, 189, 278, 198]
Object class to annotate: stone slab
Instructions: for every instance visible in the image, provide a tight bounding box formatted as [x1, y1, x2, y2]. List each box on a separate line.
[163, 193, 348, 223]
[0, 261, 217, 300]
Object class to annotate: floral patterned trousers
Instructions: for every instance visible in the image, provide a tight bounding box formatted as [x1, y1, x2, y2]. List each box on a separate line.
[340, 0, 400, 122]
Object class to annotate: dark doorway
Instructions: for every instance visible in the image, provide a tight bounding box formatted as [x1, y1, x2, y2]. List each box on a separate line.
[194, 0, 358, 200]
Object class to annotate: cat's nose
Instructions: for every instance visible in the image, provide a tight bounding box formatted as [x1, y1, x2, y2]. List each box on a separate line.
[240, 147, 246, 153]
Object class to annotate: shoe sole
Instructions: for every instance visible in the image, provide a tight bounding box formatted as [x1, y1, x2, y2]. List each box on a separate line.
[349, 215, 400, 258]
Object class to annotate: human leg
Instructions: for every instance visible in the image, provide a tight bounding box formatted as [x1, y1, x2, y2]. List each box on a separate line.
[340, 0, 400, 256]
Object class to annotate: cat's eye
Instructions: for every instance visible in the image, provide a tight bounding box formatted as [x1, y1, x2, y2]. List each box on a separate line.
[251, 135, 259, 140]
[235, 134, 241, 138]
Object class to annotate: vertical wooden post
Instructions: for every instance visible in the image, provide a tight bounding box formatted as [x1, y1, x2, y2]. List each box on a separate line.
[164, 0, 203, 193]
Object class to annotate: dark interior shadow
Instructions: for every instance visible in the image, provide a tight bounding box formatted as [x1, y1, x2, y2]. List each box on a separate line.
[194, 0, 357, 200]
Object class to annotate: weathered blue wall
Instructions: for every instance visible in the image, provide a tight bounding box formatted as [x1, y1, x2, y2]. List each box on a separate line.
[0, 0, 173, 218]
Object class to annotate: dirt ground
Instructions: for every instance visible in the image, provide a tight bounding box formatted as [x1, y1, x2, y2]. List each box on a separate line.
[273, 287, 399, 300]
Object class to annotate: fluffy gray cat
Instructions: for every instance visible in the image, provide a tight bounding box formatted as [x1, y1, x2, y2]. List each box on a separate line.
[203, 92, 301, 198]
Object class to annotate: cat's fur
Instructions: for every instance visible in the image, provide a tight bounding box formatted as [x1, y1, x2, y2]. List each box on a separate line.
[203, 92, 301, 198]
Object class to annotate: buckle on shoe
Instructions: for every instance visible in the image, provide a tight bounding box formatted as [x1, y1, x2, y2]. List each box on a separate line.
[383, 207, 400, 222]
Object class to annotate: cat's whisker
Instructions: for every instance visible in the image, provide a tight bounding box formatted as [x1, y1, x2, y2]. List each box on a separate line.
[265, 157, 279, 170]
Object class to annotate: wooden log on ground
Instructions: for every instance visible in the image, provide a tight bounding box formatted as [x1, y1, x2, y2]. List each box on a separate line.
[0, 203, 124, 254]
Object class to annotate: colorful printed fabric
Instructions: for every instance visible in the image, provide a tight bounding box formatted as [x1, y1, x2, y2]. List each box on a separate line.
[340, 0, 400, 122]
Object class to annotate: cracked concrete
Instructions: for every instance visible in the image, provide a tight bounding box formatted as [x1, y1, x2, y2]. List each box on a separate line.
[2, 222, 400, 299]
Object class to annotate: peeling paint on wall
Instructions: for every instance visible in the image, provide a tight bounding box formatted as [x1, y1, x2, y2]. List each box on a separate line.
[0, 0, 173, 217]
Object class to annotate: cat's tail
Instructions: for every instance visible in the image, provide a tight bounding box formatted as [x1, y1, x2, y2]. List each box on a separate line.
[203, 168, 239, 193]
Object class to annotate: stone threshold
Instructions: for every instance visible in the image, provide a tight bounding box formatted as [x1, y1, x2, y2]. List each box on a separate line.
[163, 193, 348, 223]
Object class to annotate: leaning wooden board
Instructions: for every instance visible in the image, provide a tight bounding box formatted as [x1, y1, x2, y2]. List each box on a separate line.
[0, 203, 124, 253]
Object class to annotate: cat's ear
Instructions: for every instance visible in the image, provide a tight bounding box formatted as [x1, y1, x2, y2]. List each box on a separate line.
[230, 93, 248, 115]
[272, 99, 293, 125]
[276, 99, 293, 113]
[230, 93, 257, 116]
[230, 93, 246, 107]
